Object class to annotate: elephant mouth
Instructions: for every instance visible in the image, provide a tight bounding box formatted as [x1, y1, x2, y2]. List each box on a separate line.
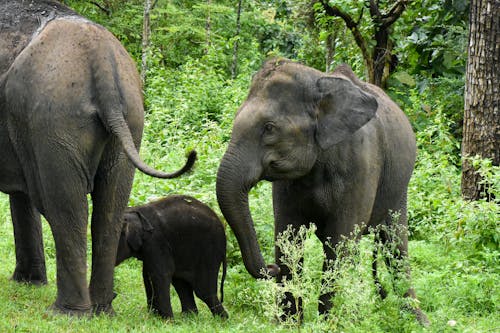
[263, 159, 311, 181]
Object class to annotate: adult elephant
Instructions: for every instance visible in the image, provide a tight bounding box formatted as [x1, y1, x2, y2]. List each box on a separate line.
[0, 0, 195, 315]
[216, 58, 428, 324]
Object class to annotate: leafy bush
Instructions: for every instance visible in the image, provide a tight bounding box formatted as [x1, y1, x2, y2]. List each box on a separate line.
[404, 90, 499, 270]
[256, 224, 425, 332]
[396, 0, 468, 78]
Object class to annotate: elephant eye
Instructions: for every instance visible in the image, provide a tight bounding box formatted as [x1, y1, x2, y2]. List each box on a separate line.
[264, 122, 276, 133]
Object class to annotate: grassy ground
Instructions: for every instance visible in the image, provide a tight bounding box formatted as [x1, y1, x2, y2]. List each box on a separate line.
[0, 95, 498, 332]
[0, 182, 498, 332]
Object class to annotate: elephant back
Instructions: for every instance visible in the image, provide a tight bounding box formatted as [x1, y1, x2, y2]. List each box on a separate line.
[0, 0, 78, 76]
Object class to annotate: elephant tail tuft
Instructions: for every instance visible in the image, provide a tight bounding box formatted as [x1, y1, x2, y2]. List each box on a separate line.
[220, 253, 227, 303]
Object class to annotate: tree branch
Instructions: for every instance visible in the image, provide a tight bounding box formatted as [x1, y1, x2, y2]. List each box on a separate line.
[369, 0, 382, 20]
[89, 1, 110, 16]
[381, 0, 409, 27]
[319, 0, 371, 65]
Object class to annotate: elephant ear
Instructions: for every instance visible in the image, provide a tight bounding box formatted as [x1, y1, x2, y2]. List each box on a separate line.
[315, 76, 378, 149]
[126, 211, 153, 252]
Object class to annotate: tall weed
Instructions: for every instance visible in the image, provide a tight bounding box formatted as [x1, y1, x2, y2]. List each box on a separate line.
[257, 224, 423, 332]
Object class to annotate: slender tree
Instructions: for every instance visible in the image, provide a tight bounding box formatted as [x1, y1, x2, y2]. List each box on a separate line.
[205, 0, 212, 54]
[316, 0, 408, 87]
[141, 0, 152, 84]
[461, 0, 500, 201]
[231, 0, 243, 79]
[89, 1, 111, 16]
[323, 20, 344, 72]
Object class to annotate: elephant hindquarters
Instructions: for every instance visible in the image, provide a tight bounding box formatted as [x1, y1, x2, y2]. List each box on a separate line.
[2, 18, 133, 315]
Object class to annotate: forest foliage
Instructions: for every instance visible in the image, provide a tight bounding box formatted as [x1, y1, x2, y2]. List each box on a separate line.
[0, 0, 497, 332]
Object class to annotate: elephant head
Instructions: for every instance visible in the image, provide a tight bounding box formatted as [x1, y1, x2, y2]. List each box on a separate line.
[216, 59, 378, 278]
[115, 211, 153, 265]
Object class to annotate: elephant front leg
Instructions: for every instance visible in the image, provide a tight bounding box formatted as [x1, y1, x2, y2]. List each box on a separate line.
[274, 223, 305, 321]
[172, 278, 198, 315]
[143, 268, 174, 319]
[318, 243, 336, 315]
[316, 217, 360, 316]
[276, 262, 304, 322]
[9, 193, 47, 285]
[273, 186, 307, 322]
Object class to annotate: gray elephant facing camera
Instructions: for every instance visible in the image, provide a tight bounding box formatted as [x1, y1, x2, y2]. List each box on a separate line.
[216, 58, 428, 325]
[115, 195, 228, 319]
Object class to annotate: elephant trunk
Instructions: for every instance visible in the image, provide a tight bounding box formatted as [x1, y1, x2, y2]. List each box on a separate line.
[216, 149, 279, 279]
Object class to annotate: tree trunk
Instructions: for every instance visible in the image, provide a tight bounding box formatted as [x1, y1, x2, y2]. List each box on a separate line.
[231, 0, 243, 79]
[141, 0, 152, 84]
[318, 0, 407, 87]
[461, 0, 500, 201]
[325, 25, 339, 73]
[372, 27, 393, 88]
[204, 0, 212, 54]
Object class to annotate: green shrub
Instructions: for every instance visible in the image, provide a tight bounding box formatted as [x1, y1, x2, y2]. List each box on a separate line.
[256, 224, 425, 332]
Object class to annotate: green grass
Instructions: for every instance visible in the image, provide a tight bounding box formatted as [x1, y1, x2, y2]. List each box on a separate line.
[1, 185, 498, 332]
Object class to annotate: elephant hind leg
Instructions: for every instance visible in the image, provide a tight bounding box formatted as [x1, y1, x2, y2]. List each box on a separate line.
[21, 148, 92, 315]
[372, 232, 388, 299]
[89, 138, 137, 315]
[43, 189, 91, 315]
[9, 192, 47, 285]
[194, 292, 228, 319]
[193, 271, 228, 318]
[376, 195, 430, 326]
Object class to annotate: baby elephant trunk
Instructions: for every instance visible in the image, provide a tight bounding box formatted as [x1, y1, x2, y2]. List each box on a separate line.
[115, 211, 146, 266]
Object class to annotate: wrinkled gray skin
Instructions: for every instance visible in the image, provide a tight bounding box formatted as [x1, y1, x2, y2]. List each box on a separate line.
[116, 195, 228, 319]
[0, 0, 195, 316]
[216, 58, 428, 325]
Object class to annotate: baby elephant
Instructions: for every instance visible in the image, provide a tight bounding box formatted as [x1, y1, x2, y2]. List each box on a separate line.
[115, 195, 228, 319]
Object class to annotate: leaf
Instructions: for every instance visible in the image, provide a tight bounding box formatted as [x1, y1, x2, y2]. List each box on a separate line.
[392, 71, 416, 87]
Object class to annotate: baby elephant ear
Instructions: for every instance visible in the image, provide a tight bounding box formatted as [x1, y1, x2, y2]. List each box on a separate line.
[136, 211, 154, 232]
[315, 76, 378, 149]
[125, 211, 148, 252]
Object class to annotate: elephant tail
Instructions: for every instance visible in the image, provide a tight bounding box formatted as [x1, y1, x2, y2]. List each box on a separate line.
[220, 254, 227, 303]
[106, 111, 197, 179]
[119, 126, 196, 179]
[93, 48, 196, 179]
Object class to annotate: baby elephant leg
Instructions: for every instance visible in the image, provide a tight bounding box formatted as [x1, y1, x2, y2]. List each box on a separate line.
[194, 272, 228, 318]
[172, 278, 198, 314]
[196, 292, 228, 318]
[143, 268, 173, 319]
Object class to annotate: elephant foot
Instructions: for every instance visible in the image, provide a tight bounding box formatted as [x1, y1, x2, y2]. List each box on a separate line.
[403, 289, 430, 326]
[278, 293, 303, 323]
[150, 307, 174, 320]
[375, 284, 388, 300]
[49, 302, 92, 317]
[318, 292, 333, 316]
[12, 268, 47, 286]
[210, 303, 229, 319]
[92, 303, 116, 316]
[180, 308, 198, 316]
[410, 307, 430, 327]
